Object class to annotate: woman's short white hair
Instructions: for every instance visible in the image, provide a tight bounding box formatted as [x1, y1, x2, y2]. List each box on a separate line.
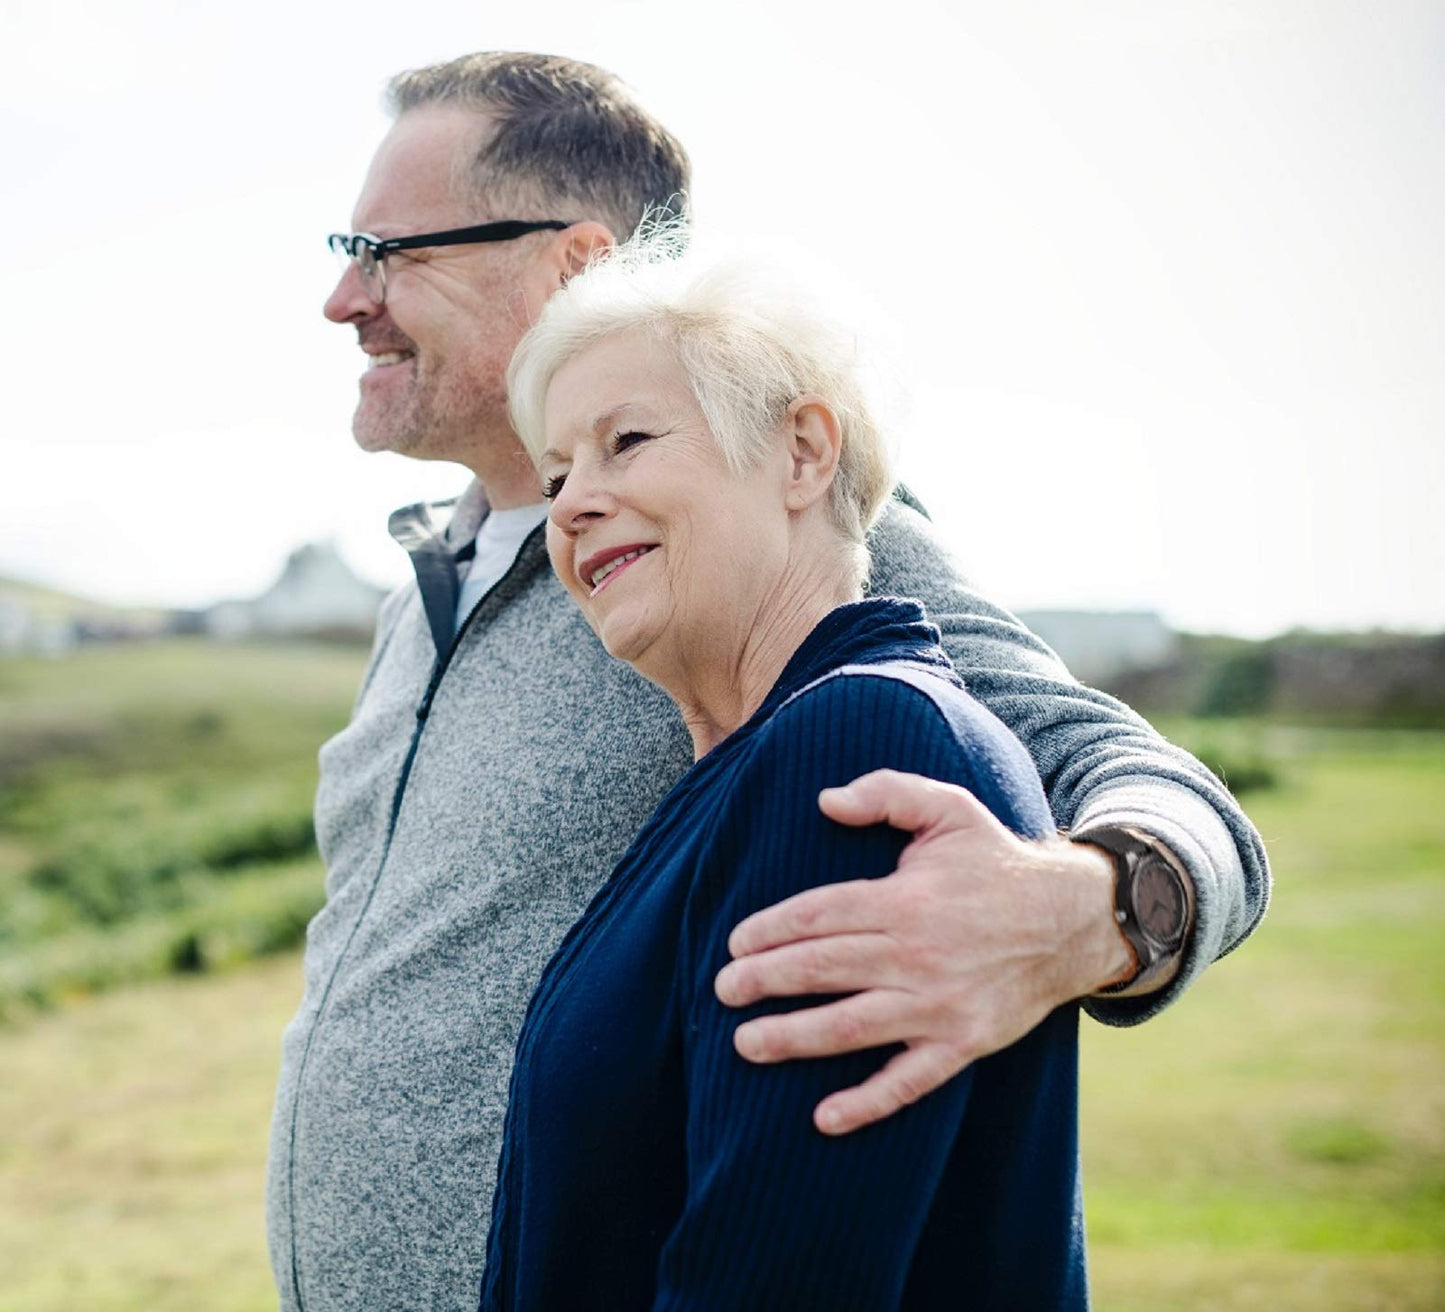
[507, 221, 895, 555]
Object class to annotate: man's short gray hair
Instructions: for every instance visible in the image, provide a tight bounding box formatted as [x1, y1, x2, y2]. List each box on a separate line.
[386, 52, 690, 242]
[508, 224, 895, 561]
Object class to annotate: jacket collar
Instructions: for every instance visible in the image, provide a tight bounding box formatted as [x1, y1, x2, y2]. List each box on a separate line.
[387, 481, 493, 656]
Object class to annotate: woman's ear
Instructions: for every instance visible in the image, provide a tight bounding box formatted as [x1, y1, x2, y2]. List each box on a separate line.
[783, 395, 843, 512]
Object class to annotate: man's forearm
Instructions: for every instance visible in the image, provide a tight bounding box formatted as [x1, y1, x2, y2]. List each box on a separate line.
[865, 499, 1270, 1019]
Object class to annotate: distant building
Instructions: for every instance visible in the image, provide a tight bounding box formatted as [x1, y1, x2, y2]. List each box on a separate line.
[1017, 609, 1179, 685]
[206, 542, 386, 641]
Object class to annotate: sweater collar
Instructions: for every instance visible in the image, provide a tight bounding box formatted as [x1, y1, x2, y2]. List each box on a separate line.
[754, 598, 953, 724]
[387, 480, 533, 656]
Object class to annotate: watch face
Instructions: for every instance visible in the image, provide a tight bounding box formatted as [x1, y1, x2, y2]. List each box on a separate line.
[1134, 857, 1186, 944]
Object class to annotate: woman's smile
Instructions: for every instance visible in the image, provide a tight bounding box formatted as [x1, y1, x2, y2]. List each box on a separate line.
[579, 542, 660, 597]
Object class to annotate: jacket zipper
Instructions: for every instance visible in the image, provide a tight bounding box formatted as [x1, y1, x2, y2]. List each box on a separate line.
[285, 525, 546, 1309]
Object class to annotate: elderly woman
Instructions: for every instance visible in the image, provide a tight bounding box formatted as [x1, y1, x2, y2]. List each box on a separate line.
[479, 237, 1086, 1311]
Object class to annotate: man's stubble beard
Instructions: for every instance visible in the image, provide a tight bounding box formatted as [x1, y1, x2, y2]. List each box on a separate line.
[352, 355, 506, 467]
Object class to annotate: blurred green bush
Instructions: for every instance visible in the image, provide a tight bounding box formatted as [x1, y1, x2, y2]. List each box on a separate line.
[0, 639, 367, 1020]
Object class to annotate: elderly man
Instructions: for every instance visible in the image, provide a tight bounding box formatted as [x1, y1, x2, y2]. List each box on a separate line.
[270, 51, 1269, 1312]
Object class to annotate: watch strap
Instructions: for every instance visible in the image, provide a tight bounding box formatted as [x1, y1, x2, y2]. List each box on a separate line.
[1073, 825, 1192, 995]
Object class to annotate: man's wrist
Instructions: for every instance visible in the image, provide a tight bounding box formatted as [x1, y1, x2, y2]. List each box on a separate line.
[1071, 826, 1196, 998]
[1050, 838, 1137, 997]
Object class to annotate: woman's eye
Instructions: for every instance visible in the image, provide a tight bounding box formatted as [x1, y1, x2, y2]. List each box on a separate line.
[613, 430, 654, 453]
[542, 473, 567, 500]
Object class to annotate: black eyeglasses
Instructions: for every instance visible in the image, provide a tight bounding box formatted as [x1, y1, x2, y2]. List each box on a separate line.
[327, 220, 575, 304]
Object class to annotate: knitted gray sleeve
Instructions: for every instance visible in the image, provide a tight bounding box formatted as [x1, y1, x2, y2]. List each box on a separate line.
[865, 497, 1270, 1027]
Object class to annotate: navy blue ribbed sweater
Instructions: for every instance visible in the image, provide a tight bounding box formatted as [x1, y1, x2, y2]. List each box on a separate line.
[479, 600, 1087, 1311]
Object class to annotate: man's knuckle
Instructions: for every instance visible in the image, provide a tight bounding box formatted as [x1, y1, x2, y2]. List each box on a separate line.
[911, 941, 951, 980]
[789, 897, 822, 935]
[795, 944, 827, 988]
[811, 933, 844, 966]
[919, 993, 958, 1030]
[890, 1070, 929, 1107]
[890, 885, 931, 926]
[828, 1008, 867, 1048]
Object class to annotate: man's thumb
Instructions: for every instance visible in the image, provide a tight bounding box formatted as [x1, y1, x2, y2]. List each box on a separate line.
[819, 769, 987, 835]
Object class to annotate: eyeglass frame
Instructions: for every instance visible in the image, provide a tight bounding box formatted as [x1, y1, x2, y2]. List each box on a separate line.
[327, 220, 576, 303]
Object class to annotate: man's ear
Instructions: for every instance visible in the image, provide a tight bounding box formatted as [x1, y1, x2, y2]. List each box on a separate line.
[558, 221, 616, 284]
[783, 395, 843, 513]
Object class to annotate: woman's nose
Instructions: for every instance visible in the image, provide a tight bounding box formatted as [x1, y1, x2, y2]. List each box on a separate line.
[549, 465, 614, 533]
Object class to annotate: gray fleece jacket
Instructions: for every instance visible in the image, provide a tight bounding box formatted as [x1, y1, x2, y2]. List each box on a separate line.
[266, 485, 1269, 1312]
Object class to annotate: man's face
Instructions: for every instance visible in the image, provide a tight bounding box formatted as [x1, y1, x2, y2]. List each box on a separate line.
[324, 106, 558, 469]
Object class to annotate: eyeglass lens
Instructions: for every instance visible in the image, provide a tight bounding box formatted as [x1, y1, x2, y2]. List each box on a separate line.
[329, 237, 386, 304]
[355, 243, 384, 303]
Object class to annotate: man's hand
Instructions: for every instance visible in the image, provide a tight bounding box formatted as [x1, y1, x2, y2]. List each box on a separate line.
[713, 769, 1133, 1136]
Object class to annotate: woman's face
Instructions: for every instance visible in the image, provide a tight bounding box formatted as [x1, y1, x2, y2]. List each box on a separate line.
[539, 328, 792, 678]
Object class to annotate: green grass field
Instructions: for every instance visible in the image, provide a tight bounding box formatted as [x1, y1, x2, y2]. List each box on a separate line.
[0, 641, 363, 1017]
[1, 644, 1442, 1309]
[1084, 723, 1445, 1307]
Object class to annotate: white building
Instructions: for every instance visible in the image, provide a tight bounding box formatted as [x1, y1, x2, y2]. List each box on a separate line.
[207, 542, 386, 640]
[1016, 609, 1179, 685]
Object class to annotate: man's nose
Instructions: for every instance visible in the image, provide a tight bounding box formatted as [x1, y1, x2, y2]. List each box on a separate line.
[324, 261, 378, 324]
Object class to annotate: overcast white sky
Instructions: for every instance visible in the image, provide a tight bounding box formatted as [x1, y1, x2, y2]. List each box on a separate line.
[3, 0, 1442, 637]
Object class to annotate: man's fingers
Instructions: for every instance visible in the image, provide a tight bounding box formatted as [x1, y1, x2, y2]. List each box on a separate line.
[727, 880, 880, 958]
[818, 769, 990, 836]
[715, 932, 897, 1006]
[732, 989, 915, 1063]
[813, 1043, 967, 1136]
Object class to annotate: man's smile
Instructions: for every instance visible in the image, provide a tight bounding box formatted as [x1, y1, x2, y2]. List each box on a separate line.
[359, 343, 417, 388]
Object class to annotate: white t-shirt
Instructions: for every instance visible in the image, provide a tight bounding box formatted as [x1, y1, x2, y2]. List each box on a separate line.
[454, 502, 550, 630]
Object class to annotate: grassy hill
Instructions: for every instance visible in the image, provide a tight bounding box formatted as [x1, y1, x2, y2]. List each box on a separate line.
[0, 574, 169, 625]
